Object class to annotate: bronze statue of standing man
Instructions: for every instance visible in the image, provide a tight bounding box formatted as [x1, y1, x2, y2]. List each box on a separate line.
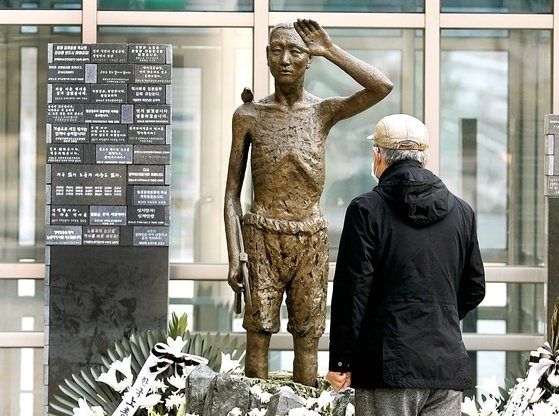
[224, 19, 393, 386]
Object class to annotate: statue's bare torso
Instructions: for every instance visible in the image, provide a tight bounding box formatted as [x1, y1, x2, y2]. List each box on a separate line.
[238, 92, 328, 221]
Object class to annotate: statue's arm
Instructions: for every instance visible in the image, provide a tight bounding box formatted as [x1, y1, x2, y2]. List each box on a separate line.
[224, 107, 251, 292]
[295, 19, 393, 122]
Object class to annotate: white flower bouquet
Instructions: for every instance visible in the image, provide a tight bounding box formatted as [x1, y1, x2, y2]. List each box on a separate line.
[49, 313, 245, 416]
[462, 297, 559, 416]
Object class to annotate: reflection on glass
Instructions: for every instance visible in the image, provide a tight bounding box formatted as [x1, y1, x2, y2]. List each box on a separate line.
[270, 0, 423, 12]
[98, 0, 253, 11]
[461, 282, 545, 334]
[0, 26, 81, 263]
[0, 279, 44, 332]
[168, 280, 545, 336]
[0, 0, 81, 9]
[19, 47, 37, 246]
[168, 280, 237, 332]
[308, 29, 422, 261]
[0, 348, 43, 416]
[440, 29, 550, 266]
[441, 0, 550, 13]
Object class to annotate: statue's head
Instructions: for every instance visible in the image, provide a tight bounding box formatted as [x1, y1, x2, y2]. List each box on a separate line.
[266, 22, 312, 83]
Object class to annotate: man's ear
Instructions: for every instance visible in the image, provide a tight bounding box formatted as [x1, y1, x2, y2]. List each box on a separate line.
[266, 46, 270, 66]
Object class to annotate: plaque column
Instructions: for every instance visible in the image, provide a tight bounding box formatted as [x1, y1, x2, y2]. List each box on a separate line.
[544, 114, 559, 330]
[44, 43, 173, 412]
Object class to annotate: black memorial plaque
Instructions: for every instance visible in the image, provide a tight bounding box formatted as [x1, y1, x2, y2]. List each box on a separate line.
[127, 206, 169, 226]
[96, 144, 134, 164]
[47, 103, 85, 123]
[129, 44, 169, 64]
[133, 145, 171, 164]
[128, 165, 166, 184]
[133, 226, 169, 246]
[50, 84, 90, 103]
[47, 144, 84, 163]
[128, 125, 168, 144]
[45, 225, 82, 245]
[131, 185, 170, 205]
[134, 105, 171, 124]
[134, 64, 172, 84]
[97, 64, 134, 84]
[83, 226, 120, 245]
[49, 124, 89, 144]
[89, 124, 128, 143]
[48, 64, 85, 83]
[50, 164, 127, 205]
[90, 84, 128, 103]
[128, 84, 166, 104]
[89, 205, 127, 226]
[50, 44, 90, 63]
[49, 205, 89, 225]
[84, 104, 121, 123]
[91, 44, 128, 63]
[546, 176, 559, 197]
[46, 43, 172, 409]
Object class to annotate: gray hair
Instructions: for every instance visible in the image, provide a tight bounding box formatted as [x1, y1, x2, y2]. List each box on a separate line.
[377, 145, 428, 165]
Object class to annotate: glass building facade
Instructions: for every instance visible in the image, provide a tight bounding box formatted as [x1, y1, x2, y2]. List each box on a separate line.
[0, 1, 553, 414]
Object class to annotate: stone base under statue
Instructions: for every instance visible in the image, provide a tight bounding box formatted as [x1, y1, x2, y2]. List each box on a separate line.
[185, 366, 354, 416]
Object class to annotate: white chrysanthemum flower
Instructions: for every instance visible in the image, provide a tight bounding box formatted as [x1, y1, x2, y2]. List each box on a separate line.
[167, 336, 187, 355]
[530, 387, 545, 403]
[168, 373, 187, 390]
[305, 397, 318, 409]
[461, 396, 479, 416]
[316, 390, 334, 410]
[476, 375, 502, 401]
[165, 392, 185, 410]
[250, 384, 263, 396]
[166, 336, 188, 356]
[138, 393, 161, 408]
[220, 352, 242, 373]
[547, 393, 559, 407]
[479, 395, 499, 416]
[345, 402, 355, 416]
[530, 401, 556, 416]
[72, 398, 106, 416]
[249, 384, 273, 404]
[226, 407, 243, 416]
[96, 356, 133, 393]
[248, 408, 267, 416]
[260, 391, 272, 404]
[149, 378, 167, 393]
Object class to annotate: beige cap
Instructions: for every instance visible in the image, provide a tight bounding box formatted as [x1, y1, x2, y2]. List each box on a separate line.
[367, 113, 429, 150]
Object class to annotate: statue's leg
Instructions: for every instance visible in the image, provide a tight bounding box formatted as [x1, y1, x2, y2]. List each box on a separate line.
[244, 331, 271, 379]
[292, 335, 319, 386]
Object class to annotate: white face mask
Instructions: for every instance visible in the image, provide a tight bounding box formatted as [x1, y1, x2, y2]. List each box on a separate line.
[371, 148, 380, 180]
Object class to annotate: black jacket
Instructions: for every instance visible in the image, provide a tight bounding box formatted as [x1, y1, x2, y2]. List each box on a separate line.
[328, 160, 486, 390]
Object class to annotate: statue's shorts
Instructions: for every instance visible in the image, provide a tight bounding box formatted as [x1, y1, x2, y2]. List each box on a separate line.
[241, 212, 329, 338]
